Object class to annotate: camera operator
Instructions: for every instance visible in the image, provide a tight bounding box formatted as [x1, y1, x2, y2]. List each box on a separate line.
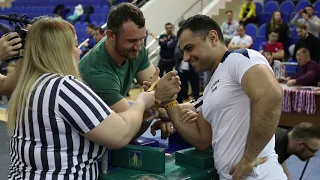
[0, 32, 22, 95]
[291, 5, 320, 38]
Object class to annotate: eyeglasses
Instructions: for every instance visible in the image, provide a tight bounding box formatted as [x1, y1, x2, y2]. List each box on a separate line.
[303, 143, 318, 153]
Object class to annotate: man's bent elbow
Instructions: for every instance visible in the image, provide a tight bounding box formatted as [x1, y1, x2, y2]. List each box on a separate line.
[194, 139, 211, 151]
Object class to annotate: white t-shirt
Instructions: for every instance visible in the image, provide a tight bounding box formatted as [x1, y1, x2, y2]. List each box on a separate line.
[230, 34, 253, 47]
[201, 49, 286, 180]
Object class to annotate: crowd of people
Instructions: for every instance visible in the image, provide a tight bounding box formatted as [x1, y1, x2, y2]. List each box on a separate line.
[0, 1, 319, 180]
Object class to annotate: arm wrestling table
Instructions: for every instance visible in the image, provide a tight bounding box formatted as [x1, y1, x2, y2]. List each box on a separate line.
[98, 144, 218, 180]
[279, 84, 320, 128]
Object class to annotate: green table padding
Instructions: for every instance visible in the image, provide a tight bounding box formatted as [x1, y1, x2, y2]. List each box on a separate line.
[111, 144, 165, 173]
[99, 160, 217, 180]
[99, 148, 219, 180]
[175, 147, 214, 169]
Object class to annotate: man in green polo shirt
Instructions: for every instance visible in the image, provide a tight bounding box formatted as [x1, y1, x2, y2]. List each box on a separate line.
[79, 3, 179, 138]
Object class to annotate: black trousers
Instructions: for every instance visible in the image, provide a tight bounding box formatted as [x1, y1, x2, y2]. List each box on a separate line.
[158, 58, 175, 77]
[177, 70, 200, 103]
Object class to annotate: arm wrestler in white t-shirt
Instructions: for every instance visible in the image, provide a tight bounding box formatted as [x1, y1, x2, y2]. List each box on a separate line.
[154, 15, 287, 180]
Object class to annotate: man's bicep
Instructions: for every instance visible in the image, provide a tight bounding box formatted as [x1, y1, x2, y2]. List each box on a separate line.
[241, 64, 281, 101]
[136, 63, 158, 85]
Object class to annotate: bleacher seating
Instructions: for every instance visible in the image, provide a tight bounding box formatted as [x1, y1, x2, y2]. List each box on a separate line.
[264, 1, 278, 14]
[279, 1, 294, 15]
[294, 1, 311, 12]
[0, 0, 116, 43]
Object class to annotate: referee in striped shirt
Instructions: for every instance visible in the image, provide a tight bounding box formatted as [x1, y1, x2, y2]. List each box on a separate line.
[5, 17, 161, 180]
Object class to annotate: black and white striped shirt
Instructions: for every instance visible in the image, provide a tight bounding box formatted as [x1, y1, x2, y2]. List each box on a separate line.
[9, 73, 111, 180]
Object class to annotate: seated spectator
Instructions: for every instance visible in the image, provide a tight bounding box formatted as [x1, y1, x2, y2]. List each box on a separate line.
[80, 24, 96, 55]
[286, 47, 320, 87]
[238, 0, 257, 26]
[259, 29, 284, 60]
[275, 123, 320, 180]
[228, 24, 253, 50]
[221, 10, 239, 45]
[291, 5, 320, 38]
[266, 11, 289, 48]
[92, 27, 105, 43]
[262, 50, 285, 78]
[289, 24, 320, 62]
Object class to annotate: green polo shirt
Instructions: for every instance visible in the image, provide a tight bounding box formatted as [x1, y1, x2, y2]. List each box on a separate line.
[79, 37, 150, 106]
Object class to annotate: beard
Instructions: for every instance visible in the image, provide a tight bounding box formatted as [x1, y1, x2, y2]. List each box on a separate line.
[114, 40, 139, 61]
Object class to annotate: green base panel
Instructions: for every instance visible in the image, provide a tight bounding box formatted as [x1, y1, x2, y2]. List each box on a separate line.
[175, 147, 214, 169]
[111, 144, 165, 173]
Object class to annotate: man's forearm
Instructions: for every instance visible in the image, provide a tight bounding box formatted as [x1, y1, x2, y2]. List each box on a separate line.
[165, 104, 210, 150]
[243, 93, 282, 161]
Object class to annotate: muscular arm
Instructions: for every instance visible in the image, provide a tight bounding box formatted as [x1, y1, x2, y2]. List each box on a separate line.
[241, 64, 282, 162]
[165, 103, 212, 151]
[136, 63, 158, 86]
[110, 98, 153, 139]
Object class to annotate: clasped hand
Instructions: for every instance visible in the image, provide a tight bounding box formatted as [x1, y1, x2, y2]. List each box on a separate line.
[142, 67, 181, 105]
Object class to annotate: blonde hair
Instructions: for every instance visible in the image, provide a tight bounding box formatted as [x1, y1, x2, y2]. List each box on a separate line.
[6, 17, 80, 134]
[271, 11, 283, 30]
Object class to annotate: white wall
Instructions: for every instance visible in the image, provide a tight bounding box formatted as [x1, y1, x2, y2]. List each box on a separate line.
[141, 0, 212, 37]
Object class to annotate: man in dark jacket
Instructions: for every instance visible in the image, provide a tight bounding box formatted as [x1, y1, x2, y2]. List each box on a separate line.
[158, 22, 178, 77]
[292, 24, 320, 63]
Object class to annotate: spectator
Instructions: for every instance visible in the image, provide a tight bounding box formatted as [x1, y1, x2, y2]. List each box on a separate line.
[266, 11, 289, 48]
[81, 24, 96, 55]
[286, 47, 320, 87]
[158, 22, 178, 77]
[174, 19, 200, 103]
[259, 29, 284, 61]
[221, 10, 239, 45]
[291, 5, 320, 38]
[238, 0, 257, 26]
[290, 24, 320, 62]
[228, 24, 253, 50]
[262, 50, 285, 78]
[275, 123, 320, 180]
[92, 27, 105, 43]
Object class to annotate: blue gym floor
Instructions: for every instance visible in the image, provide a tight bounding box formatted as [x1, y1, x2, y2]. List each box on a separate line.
[0, 118, 318, 179]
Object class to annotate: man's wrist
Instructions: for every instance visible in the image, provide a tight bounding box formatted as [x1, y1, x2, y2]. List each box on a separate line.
[242, 153, 257, 163]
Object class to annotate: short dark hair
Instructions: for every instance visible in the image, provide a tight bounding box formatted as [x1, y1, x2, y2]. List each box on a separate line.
[225, 10, 233, 14]
[290, 123, 320, 141]
[87, 23, 95, 29]
[178, 19, 186, 28]
[177, 14, 224, 42]
[296, 47, 311, 57]
[165, 22, 173, 27]
[93, 27, 105, 34]
[269, 28, 279, 34]
[107, 3, 145, 35]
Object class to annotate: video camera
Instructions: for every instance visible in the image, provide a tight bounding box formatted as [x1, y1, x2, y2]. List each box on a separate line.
[0, 13, 32, 61]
